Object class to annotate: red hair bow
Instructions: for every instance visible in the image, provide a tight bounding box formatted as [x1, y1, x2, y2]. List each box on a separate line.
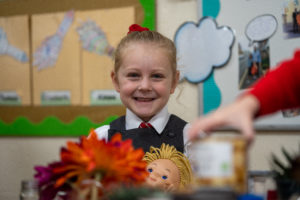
[127, 24, 149, 34]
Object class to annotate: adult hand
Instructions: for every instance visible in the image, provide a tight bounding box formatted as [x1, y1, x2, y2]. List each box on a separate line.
[188, 94, 260, 143]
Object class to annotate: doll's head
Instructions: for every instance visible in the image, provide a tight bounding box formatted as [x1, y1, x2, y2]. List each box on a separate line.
[143, 143, 192, 191]
[111, 24, 180, 122]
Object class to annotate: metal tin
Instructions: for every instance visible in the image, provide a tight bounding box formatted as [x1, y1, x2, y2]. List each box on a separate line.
[188, 136, 248, 194]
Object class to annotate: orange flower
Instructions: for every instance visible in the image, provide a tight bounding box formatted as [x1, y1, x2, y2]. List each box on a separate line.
[52, 130, 148, 188]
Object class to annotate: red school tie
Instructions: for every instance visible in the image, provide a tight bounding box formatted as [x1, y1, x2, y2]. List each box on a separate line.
[139, 122, 153, 129]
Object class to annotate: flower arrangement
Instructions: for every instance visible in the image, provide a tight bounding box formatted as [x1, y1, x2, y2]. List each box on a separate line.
[34, 130, 149, 200]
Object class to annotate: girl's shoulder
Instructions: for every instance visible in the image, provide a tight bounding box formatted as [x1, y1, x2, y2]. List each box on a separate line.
[169, 114, 187, 123]
[94, 125, 110, 140]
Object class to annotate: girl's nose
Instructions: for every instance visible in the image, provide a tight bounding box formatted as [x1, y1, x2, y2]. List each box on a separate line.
[138, 78, 152, 91]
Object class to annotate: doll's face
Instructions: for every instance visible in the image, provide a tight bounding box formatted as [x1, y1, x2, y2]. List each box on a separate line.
[145, 159, 180, 191]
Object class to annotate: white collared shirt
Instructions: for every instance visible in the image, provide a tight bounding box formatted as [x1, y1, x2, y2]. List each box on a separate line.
[94, 106, 191, 154]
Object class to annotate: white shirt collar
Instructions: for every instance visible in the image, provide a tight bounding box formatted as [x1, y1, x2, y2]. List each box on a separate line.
[125, 106, 170, 134]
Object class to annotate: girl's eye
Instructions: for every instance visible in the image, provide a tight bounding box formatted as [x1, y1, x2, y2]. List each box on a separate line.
[127, 73, 139, 78]
[148, 168, 153, 173]
[162, 175, 168, 180]
[152, 74, 164, 79]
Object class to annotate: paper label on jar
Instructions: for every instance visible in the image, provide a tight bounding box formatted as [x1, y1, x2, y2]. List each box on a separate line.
[191, 142, 233, 177]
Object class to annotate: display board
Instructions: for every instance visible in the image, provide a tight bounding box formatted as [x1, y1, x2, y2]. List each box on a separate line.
[200, 0, 300, 130]
[0, 0, 156, 136]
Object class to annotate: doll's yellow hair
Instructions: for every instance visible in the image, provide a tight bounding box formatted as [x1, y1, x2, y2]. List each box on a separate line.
[143, 143, 192, 189]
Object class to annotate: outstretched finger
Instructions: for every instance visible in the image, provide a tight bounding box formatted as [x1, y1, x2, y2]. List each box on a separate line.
[188, 115, 225, 140]
[239, 117, 256, 146]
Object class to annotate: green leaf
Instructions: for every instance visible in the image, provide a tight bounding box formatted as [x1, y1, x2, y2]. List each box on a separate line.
[282, 146, 294, 165]
[271, 153, 287, 173]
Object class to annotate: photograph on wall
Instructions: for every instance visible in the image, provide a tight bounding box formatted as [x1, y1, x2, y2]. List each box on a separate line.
[282, 0, 300, 39]
[282, 108, 300, 118]
[238, 37, 270, 90]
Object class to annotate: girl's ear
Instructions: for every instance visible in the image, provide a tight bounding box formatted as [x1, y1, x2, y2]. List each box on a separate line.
[170, 70, 180, 94]
[111, 70, 120, 92]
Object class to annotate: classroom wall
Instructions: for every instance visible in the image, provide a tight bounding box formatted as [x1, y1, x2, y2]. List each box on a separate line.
[0, 1, 299, 200]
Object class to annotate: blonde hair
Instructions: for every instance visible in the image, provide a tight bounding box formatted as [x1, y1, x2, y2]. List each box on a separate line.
[114, 30, 177, 77]
[143, 143, 192, 189]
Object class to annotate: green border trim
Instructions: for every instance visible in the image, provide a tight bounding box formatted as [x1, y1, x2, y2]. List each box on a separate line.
[203, 72, 221, 114]
[202, 0, 221, 114]
[0, 116, 118, 136]
[140, 0, 155, 30]
[203, 0, 220, 18]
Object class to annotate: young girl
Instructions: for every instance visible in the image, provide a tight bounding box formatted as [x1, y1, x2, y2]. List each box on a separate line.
[94, 24, 189, 153]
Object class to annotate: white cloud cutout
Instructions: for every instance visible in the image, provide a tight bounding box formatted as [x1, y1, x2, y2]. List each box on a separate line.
[175, 17, 235, 83]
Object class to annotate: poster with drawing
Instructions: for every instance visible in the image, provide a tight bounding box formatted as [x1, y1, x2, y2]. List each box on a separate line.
[238, 14, 276, 90]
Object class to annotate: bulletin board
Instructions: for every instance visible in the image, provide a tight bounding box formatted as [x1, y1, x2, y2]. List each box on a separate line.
[201, 0, 300, 130]
[0, 0, 156, 136]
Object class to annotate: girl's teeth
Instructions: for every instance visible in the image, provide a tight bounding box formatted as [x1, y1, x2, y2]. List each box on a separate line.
[136, 98, 152, 101]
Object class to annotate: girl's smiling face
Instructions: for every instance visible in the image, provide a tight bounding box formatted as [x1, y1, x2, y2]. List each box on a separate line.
[111, 42, 179, 122]
[145, 159, 180, 191]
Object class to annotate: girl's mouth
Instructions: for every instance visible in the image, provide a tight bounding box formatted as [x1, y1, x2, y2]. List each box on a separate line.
[134, 97, 155, 102]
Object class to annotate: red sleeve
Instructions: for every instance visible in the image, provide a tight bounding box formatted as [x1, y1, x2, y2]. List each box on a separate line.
[247, 49, 300, 117]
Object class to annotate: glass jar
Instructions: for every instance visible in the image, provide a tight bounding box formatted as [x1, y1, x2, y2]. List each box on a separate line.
[20, 179, 39, 200]
[188, 135, 248, 194]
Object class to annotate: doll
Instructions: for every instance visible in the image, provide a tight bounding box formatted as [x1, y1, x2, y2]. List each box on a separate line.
[143, 143, 192, 191]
